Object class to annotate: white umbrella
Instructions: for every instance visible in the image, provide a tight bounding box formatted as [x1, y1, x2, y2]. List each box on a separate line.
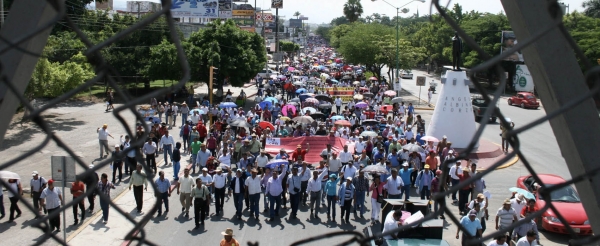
[391, 97, 403, 104]
[0, 171, 20, 180]
[301, 107, 317, 114]
[361, 165, 389, 174]
[403, 143, 424, 153]
[420, 136, 440, 142]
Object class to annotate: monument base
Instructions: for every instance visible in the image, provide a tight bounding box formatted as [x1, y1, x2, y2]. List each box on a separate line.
[455, 139, 513, 170]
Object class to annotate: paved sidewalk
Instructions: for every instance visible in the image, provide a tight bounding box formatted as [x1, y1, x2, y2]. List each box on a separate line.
[67, 157, 190, 246]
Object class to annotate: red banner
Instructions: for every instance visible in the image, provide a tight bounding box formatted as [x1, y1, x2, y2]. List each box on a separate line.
[265, 136, 355, 164]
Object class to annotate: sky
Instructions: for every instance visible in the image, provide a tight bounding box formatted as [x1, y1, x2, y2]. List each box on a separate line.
[111, 0, 587, 24]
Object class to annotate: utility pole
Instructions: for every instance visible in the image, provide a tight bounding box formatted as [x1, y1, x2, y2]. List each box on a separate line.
[275, 8, 279, 71]
[137, 1, 141, 19]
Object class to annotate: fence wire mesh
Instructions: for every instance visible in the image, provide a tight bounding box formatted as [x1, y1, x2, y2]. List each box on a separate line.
[0, 0, 597, 245]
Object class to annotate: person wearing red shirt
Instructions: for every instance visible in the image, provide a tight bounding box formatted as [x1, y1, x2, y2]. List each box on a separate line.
[196, 122, 207, 143]
[262, 109, 271, 122]
[458, 169, 472, 215]
[425, 150, 439, 170]
[206, 134, 217, 156]
[291, 144, 310, 162]
[214, 120, 223, 133]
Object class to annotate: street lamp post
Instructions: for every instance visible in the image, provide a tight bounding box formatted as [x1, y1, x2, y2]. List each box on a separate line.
[372, 0, 424, 83]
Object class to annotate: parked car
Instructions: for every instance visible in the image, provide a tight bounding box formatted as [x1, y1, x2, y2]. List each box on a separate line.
[400, 70, 413, 79]
[508, 92, 539, 109]
[472, 96, 497, 123]
[257, 69, 279, 79]
[517, 174, 592, 235]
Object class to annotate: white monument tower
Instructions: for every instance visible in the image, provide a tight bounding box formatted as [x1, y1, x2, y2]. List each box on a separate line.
[426, 70, 478, 148]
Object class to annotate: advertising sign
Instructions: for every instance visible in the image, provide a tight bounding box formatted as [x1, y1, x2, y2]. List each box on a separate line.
[289, 19, 302, 28]
[299, 15, 308, 20]
[233, 10, 254, 16]
[240, 27, 256, 32]
[233, 18, 254, 26]
[218, 0, 232, 18]
[271, 0, 283, 9]
[171, 0, 218, 18]
[256, 13, 274, 22]
[514, 64, 534, 92]
[501, 31, 524, 62]
[265, 136, 354, 163]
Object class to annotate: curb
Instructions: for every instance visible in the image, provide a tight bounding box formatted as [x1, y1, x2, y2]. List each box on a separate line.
[477, 143, 520, 171]
[414, 107, 435, 111]
[120, 161, 193, 246]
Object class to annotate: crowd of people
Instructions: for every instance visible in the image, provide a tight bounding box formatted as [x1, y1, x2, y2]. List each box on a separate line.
[0, 37, 541, 246]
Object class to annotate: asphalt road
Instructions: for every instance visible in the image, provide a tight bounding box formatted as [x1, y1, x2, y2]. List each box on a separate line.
[399, 69, 576, 246]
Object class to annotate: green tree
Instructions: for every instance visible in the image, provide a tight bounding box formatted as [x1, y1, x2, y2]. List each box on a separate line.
[564, 12, 600, 71]
[330, 16, 350, 26]
[315, 26, 332, 43]
[144, 39, 187, 84]
[188, 20, 266, 97]
[583, 0, 600, 18]
[28, 52, 94, 98]
[337, 23, 394, 80]
[329, 23, 355, 48]
[294, 11, 301, 19]
[343, 0, 363, 22]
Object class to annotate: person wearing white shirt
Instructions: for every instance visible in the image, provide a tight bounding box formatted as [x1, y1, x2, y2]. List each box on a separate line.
[340, 162, 357, 181]
[299, 163, 312, 205]
[328, 153, 343, 177]
[354, 137, 366, 154]
[176, 168, 195, 215]
[510, 194, 526, 220]
[159, 130, 175, 165]
[404, 128, 414, 141]
[190, 112, 200, 125]
[171, 105, 179, 126]
[245, 169, 262, 219]
[307, 168, 328, 218]
[449, 161, 463, 202]
[217, 148, 232, 168]
[213, 168, 228, 215]
[339, 145, 353, 164]
[255, 151, 270, 168]
[96, 124, 114, 158]
[384, 168, 404, 198]
[382, 210, 403, 239]
[515, 230, 540, 246]
[143, 138, 158, 173]
[487, 234, 509, 246]
[335, 97, 343, 114]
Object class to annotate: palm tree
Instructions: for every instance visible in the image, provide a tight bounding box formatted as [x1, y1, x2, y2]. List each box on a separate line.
[583, 0, 600, 18]
[365, 16, 373, 23]
[294, 11, 301, 19]
[343, 0, 363, 22]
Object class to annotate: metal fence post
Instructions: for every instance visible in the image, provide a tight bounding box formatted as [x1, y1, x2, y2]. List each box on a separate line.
[501, 0, 600, 233]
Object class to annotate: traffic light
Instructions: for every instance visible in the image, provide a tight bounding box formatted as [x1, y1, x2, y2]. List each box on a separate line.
[209, 66, 219, 86]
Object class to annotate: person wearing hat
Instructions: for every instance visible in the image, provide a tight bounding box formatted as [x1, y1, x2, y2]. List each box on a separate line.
[180, 101, 189, 127]
[495, 198, 519, 236]
[449, 159, 462, 203]
[213, 167, 228, 215]
[199, 167, 213, 218]
[337, 176, 356, 224]
[510, 193, 526, 221]
[245, 169, 262, 220]
[249, 134, 262, 157]
[220, 228, 240, 246]
[40, 179, 62, 230]
[30, 171, 47, 217]
[96, 124, 114, 159]
[415, 164, 434, 201]
[398, 161, 415, 201]
[229, 169, 247, 220]
[112, 144, 123, 183]
[456, 209, 483, 245]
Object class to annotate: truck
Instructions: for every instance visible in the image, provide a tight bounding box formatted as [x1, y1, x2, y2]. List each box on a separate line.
[472, 96, 497, 123]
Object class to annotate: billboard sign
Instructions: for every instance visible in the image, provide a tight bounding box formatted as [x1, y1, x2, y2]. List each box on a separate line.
[500, 31, 524, 62]
[233, 18, 254, 26]
[255, 13, 274, 22]
[171, 0, 218, 18]
[233, 10, 254, 16]
[271, 0, 283, 9]
[289, 19, 302, 28]
[299, 15, 308, 20]
[219, 0, 232, 18]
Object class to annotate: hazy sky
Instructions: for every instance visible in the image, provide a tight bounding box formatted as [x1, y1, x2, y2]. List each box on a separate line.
[112, 0, 586, 24]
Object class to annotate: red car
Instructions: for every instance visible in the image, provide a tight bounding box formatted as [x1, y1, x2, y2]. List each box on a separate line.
[508, 92, 540, 109]
[517, 174, 592, 235]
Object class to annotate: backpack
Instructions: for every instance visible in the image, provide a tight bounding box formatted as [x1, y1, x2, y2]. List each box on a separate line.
[183, 125, 190, 136]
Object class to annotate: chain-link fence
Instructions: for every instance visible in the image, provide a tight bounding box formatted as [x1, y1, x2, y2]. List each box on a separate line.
[0, 0, 598, 245]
